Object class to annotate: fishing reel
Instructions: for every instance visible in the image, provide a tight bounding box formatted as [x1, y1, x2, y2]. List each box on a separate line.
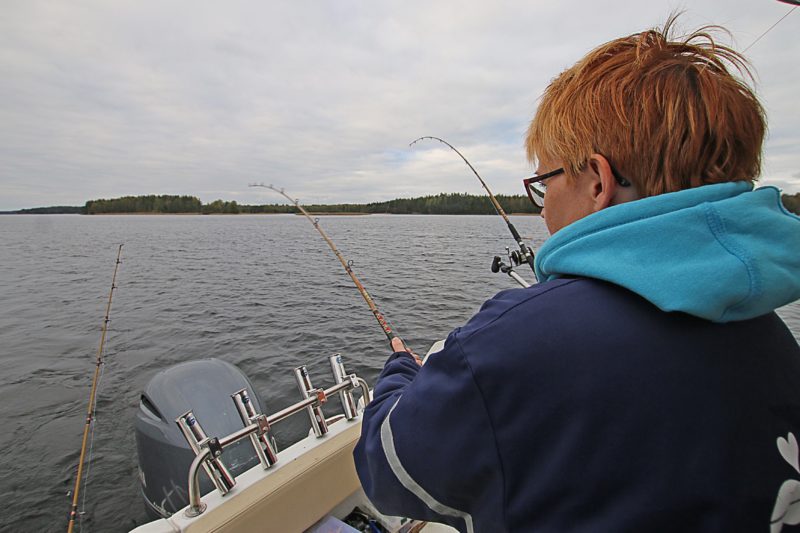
[508, 243, 534, 268]
[491, 247, 532, 288]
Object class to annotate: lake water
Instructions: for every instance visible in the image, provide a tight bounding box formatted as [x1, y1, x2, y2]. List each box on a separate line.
[1, 214, 798, 532]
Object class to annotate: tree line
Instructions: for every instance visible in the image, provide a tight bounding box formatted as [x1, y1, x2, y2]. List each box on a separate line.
[85, 195, 202, 214]
[246, 193, 540, 215]
[14, 205, 84, 214]
[81, 193, 541, 215]
[12, 191, 800, 216]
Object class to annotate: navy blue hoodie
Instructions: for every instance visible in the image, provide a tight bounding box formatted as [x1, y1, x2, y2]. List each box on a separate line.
[354, 183, 800, 532]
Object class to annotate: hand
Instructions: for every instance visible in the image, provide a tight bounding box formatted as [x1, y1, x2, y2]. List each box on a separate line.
[391, 336, 422, 366]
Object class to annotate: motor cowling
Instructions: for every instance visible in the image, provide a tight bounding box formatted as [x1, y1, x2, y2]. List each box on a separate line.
[134, 358, 268, 518]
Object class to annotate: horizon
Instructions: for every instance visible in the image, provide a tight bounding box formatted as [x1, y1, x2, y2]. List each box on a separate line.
[7, 190, 537, 212]
[8, 186, 800, 213]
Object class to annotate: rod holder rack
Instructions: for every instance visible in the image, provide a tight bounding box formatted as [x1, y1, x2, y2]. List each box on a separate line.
[232, 388, 278, 468]
[330, 354, 357, 420]
[176, 411, 236, 514]
[179, 355, 371, 517]
[294, 365, 329, 437]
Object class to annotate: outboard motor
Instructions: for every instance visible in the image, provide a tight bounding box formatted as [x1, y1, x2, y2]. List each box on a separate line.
[134, 358, 271, 519]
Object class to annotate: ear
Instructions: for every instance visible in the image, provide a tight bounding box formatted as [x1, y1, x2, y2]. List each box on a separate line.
[585, 153, 618, 212]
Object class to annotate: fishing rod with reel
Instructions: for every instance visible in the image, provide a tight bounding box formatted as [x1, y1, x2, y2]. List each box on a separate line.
[409, 136, 534, 288]
[67, 244, 123, 533]
[249, 183, 415, 355]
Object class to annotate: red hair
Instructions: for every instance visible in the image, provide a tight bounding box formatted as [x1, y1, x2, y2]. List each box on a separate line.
[526, 15, 766, 196]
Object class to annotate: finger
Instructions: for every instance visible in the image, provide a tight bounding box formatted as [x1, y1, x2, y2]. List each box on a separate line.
[391, 337, 406, 352]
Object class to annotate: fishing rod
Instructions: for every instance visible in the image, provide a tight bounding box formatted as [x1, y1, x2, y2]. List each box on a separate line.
[409, 136, 535, 286]
[67, 244, 123, 533]
[249, 183, 405, 350]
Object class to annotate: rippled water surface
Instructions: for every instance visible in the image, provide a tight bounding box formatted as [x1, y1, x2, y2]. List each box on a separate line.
[1, 214, 798, 532]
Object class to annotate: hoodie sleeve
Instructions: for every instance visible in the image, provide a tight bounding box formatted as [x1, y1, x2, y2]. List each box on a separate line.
[353, 333, 505, 533]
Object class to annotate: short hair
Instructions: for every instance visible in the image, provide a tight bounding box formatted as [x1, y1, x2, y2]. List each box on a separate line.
[525, 14, 766, 197]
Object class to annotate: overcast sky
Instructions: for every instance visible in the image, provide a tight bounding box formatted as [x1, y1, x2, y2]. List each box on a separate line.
[1, 1, 798, 210]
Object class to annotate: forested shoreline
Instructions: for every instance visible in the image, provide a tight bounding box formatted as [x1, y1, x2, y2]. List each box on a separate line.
[81, 193, 542, 215]
[6, 191, 800, 216]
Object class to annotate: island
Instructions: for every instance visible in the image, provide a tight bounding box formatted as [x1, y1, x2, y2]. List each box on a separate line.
[6, 191, 800, 216]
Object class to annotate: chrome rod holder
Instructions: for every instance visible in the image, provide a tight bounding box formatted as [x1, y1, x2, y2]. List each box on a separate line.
[183, 358, 369, 516]
[232, 389, 278, 468]
[329, 354, 357, 420]
[293, 365, 329, 437]
[176, 411, 236, 497]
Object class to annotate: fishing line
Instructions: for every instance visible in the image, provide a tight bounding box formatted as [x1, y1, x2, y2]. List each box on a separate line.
[67, 244, 123, 533]
[249, 184, 401, 347]
[410, 136, 536, 276]
[743, 3, 797, 53]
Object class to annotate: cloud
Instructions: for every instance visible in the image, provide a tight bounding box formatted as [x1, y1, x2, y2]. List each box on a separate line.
[1, 0, 799, 210]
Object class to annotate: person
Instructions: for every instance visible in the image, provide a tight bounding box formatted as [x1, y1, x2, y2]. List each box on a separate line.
[353, 15, 800, 533]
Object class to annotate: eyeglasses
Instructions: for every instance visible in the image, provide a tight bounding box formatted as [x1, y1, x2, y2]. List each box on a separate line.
[523, 168, 565, 208]
[522, 164, 632, 208]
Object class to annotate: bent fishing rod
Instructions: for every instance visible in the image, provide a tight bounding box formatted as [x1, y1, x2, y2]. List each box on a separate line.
[249, 183, 405, 349]
[67, 244, 123, 533]
[409, 136, 535, 286]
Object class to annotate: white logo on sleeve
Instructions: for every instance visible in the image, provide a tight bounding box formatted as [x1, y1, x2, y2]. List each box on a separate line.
[771, 432, 800, 533]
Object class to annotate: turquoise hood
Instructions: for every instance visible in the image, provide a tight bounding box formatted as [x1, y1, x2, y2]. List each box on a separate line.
[534, 182, 800, 322]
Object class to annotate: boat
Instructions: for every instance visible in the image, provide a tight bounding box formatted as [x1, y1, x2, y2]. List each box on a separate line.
[129, 343, 456, 533]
